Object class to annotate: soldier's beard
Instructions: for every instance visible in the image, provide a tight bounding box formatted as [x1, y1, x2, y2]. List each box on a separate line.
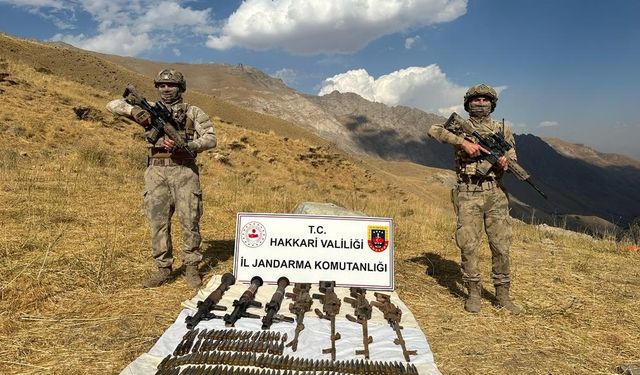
[468, 103, 492, 118]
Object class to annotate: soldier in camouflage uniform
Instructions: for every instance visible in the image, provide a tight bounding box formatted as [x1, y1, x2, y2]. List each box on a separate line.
[428, 84, 523, 314]
[106, 69, 217, 289]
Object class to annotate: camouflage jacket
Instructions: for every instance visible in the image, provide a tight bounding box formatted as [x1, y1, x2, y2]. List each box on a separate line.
[106, 98, 217, 155]
[428, 115, 517, 179]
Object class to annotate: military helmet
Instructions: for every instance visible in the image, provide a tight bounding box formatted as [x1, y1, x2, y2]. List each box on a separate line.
[154, 68, 186, 92]
[464, 83, 497, 112]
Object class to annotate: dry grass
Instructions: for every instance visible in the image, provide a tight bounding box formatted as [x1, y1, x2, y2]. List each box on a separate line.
[0, 56, 638, 375]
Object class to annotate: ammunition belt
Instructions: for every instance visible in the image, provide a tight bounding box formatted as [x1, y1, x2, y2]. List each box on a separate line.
[457, 175, 498, 192]
[149, 157, 195, 167]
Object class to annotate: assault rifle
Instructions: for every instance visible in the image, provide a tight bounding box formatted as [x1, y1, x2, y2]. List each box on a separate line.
[185, 273, 236, 329]
[122, 84, 195, 158]
[223, 276, 263, 327]
[371, 292, 417, 362]
[285, 283, 313, 351]
[261, 276, 295, 329]
[313, 280, 342, 361]
[343, 287, 373, 359]
[444, 112, 547, 199]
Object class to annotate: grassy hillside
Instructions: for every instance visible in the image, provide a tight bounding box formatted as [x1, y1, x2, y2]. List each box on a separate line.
[0, 35, 639, 375]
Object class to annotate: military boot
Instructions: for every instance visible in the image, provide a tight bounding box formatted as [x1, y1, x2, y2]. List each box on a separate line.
[185, 265, 202, 289]
[495, 283, 524, 314]
[143, 267, 172, 288]
[464, 281, 482, 313]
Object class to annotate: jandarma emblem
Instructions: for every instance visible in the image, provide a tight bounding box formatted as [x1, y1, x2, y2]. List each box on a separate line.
[241, 221, 267, 248]
[367, 225, 389, 252]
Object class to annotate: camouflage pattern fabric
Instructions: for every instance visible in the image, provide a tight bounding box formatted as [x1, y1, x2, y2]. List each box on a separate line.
[451, 187, 512, 286]
[144, 164, 203, 268]
[106, 95, 217, 270]
[429, 111, 517, 287]
[106, 98, 217, 152]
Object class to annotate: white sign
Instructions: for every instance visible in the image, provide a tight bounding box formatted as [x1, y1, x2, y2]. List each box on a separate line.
[233, 213, 394, 290]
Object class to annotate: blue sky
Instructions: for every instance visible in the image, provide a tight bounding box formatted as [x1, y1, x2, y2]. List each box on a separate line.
[1, 0, 639, 159]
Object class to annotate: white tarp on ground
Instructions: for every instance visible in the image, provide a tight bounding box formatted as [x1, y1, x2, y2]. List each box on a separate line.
[120, 274, 442, 375]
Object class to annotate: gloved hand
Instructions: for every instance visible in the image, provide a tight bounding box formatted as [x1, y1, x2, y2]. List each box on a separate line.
[130, 106, 151, 126]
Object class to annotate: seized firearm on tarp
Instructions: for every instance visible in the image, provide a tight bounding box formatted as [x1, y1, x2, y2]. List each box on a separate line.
[284, 282, 313, 351]
[122, 84, 195, 158]
[224, 276, 263, 327]
[261, 276, 295, 329]
[343, 287, 374, 359]
[444, 112, 547, 199]
[371, 292, 417, 362]
[313, 280, 342, 361]
[185, 272, 236, 329]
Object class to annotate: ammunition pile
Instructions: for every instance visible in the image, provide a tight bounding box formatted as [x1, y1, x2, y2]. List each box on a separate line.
[173, 328, 286, 357]
[157, 352, 419, 374]
[166, 277, 423, 374]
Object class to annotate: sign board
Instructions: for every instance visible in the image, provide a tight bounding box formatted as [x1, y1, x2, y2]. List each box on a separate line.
[233, 213, 394, 290]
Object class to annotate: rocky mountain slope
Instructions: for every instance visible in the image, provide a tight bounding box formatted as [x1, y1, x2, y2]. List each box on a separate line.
[92, 48, 640, 231]
[18, 35, 640, 231]
[2, 32, 639, 375]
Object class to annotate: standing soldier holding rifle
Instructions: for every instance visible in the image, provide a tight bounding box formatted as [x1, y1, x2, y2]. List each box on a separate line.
[428, 84, 523, 314]
[106, 69, 217, 289]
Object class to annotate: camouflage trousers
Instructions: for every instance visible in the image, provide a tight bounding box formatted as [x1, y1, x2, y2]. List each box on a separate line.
[143, 163, 203, 268]
[451, 184, 512, 286]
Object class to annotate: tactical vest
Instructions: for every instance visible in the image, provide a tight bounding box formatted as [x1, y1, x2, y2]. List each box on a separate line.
[148, 102, 195, 159]
[455, 117, 503, 179]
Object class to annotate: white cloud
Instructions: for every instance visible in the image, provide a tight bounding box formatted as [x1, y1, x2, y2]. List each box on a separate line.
[405, 35, 421, 49]
[135, 1, 215, 34]
[272, 68, 298, 86]
[0, 0, 65, 7]
[3, 0, 215, 56]
[319, 65, 474, 115]
[206, 0, 467, 54]
[52, 26, 152, 56]
[539, 121, 559, 128]
[505, 120, 528, 132]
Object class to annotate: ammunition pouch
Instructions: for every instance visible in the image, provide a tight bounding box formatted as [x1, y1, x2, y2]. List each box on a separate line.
[131, 106, 150, 126]
[148, 147, 195, 167]
[456, 175, 498, 192]
[148, 158, 195, 167]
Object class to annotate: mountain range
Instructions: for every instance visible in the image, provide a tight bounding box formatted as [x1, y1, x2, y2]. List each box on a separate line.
[3, 33, 639, 233]
[94, 49, 640, 234]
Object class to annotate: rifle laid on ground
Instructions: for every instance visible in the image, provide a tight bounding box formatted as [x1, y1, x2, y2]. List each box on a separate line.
[371, 292, 417, 362]
[223, 276, 263, 327]
[313, 280, 342, 361]
[261, 276, 295, 329]
[285, 282, 313, 352]
[122, 84, 195, 158]
[343, 287, 374, 359]
[185, 273, 236, 329]
[444, 112, 547, 199]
